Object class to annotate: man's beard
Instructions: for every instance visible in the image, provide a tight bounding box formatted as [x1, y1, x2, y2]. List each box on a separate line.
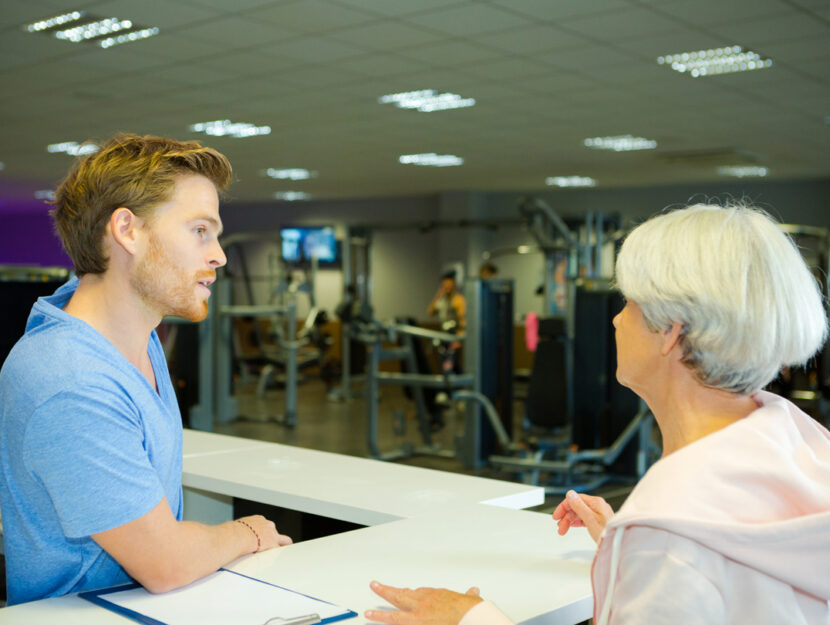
[131, 234, 211, 322]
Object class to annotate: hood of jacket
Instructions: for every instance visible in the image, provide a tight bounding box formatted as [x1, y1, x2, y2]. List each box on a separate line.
[599, 391, 830, 608]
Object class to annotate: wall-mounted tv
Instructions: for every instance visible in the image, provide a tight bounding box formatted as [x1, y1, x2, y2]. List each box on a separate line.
[280, 226, 340, 267]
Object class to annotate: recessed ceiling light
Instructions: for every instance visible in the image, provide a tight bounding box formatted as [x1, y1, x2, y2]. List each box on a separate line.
[584, 135, 657, 152]
[35, 190, 56, 200]
[546, 176, 597, 188]
[55, 18, 133, 43]
[24, 12, 159, 49]
[274, 192, 311, 201]
[47, 141, 99, 156]
[657, 46, 772, 78]
[99, 27, 159, 49]
[379, 90, 475, 113]
[399, 153, 464, 167]
[264, 168, 316, 181]
[25, 11, 85, 32]
[189, 120, 271, 138]
[717, 166, 768, 178]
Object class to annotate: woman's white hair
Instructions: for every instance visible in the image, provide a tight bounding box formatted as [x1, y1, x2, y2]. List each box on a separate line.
[615, 203, 828, 395]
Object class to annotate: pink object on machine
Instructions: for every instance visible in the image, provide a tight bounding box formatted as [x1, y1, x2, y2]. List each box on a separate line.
[525, 312, 539, 352]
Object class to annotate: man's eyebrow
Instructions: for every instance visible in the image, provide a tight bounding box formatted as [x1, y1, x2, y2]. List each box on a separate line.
[190, 215, 224, 236]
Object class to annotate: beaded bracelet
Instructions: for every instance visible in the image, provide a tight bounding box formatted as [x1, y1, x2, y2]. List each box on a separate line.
[236, 519, 261, 552]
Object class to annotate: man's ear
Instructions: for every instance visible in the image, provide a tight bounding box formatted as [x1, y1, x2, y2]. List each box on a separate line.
[109, 207, 142, 256]
[661, 321, 684, 357]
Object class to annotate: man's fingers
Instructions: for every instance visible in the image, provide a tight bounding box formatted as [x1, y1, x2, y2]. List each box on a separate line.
[277, 533, 293, 546]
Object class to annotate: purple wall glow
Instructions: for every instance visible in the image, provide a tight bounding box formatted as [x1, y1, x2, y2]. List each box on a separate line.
[0, 203, 72, 268]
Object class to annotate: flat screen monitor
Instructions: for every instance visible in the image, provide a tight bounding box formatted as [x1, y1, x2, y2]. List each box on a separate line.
[281, 226, 339, 267]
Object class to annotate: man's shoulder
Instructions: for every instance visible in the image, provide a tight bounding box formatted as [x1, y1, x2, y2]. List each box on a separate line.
[1, 321, 136, 414]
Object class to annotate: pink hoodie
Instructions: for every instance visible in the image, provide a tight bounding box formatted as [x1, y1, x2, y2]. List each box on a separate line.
[461, 391, 830, 625]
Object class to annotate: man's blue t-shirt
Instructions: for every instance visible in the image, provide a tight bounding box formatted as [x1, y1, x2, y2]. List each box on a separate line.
[0, 278, 183, 605]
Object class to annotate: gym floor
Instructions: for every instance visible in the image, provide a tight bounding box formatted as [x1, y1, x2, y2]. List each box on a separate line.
[217, 376, 637, 515]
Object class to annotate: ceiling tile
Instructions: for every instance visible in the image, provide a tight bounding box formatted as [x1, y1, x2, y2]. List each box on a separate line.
[480, 24, 588, 55]
[404, 4, 531, 37]
[245, 0, 377, 34]
[330, 21, 443, 51]
[561, 7, 688, 40]
[259, 35, 366, 63]
[177, 16, 296, 46]
[334, 54, 427, 78]
[331, 0, 471, 18]
[652, 0, 791, 27]
[460, 58, 552, 81]
[396, 40, 502, 66]
[486, 0, 633, 21]
[706, 12, 830, 45]
[761, 36, 830, 62]
[90, 0, 221, 28]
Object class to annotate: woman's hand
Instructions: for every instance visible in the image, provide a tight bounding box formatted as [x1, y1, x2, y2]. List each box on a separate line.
[365, 581, 483, 625]
[552, 490, 614, 543]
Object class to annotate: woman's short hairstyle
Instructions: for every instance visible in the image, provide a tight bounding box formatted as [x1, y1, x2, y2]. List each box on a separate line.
[616, 203, 828, 395]
[52, 133, 232, 276]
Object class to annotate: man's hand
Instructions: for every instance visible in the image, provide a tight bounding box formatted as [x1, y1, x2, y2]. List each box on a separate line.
[365, 581, 483, 625]
[552, 490, 614, 543]
[235, 514, 293, 552]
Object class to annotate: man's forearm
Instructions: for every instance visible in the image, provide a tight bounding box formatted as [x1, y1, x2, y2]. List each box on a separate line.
[139, 519, 255, 593]
[93, 500, 288, 595]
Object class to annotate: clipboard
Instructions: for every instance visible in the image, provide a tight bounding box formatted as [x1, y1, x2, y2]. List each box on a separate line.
[79, 569, 358, 625]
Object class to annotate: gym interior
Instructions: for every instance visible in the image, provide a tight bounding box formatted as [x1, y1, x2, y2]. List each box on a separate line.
[1, 0, 829, 622]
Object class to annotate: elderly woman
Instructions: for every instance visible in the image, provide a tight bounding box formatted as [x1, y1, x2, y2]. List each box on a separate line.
[366, 204, 830, 625]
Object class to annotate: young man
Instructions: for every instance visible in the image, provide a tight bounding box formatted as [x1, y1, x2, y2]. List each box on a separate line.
[0, 134, 291, 605]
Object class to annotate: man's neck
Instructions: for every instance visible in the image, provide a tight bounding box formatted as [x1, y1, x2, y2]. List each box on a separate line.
[63, 272, 160, 369]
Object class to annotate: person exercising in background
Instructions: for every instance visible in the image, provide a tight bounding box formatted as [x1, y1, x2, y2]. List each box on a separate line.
[427, 270, 467, 378]
[427, 271, 466, 334]
[478, 262, 498, 279]
[0, 134, 291, 605]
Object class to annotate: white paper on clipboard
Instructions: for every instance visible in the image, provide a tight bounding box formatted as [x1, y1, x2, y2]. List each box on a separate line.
[101, 569, 354, 625]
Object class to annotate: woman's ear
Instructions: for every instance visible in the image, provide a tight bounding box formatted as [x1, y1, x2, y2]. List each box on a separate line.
[661, 321, 684, 357]
[109, 207, 142, 256]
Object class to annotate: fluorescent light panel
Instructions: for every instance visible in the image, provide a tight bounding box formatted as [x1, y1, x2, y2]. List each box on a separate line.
[380, 90, 475, 113]
[399, 153, 464, 167]
[717, 166, 768, 178]
[24, 11, 159, 49]
[274, 192, 310, 201]
[657, 46, 772, 78]
[55, 18, 132, 42]
[546, 176, 597, 188]
[26, 11, 85, 32]
[99, 27, 159, 48]
[190, 120, 271, 138]
[584, 135, 657, 152]
[47, 141, 99, 156]
[264, 168, 316, 181]
[35, 190, 56, 200]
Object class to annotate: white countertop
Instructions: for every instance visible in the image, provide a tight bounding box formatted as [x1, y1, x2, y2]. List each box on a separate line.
[182, 430, 544, 526]
[0, 504, 596, 625]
